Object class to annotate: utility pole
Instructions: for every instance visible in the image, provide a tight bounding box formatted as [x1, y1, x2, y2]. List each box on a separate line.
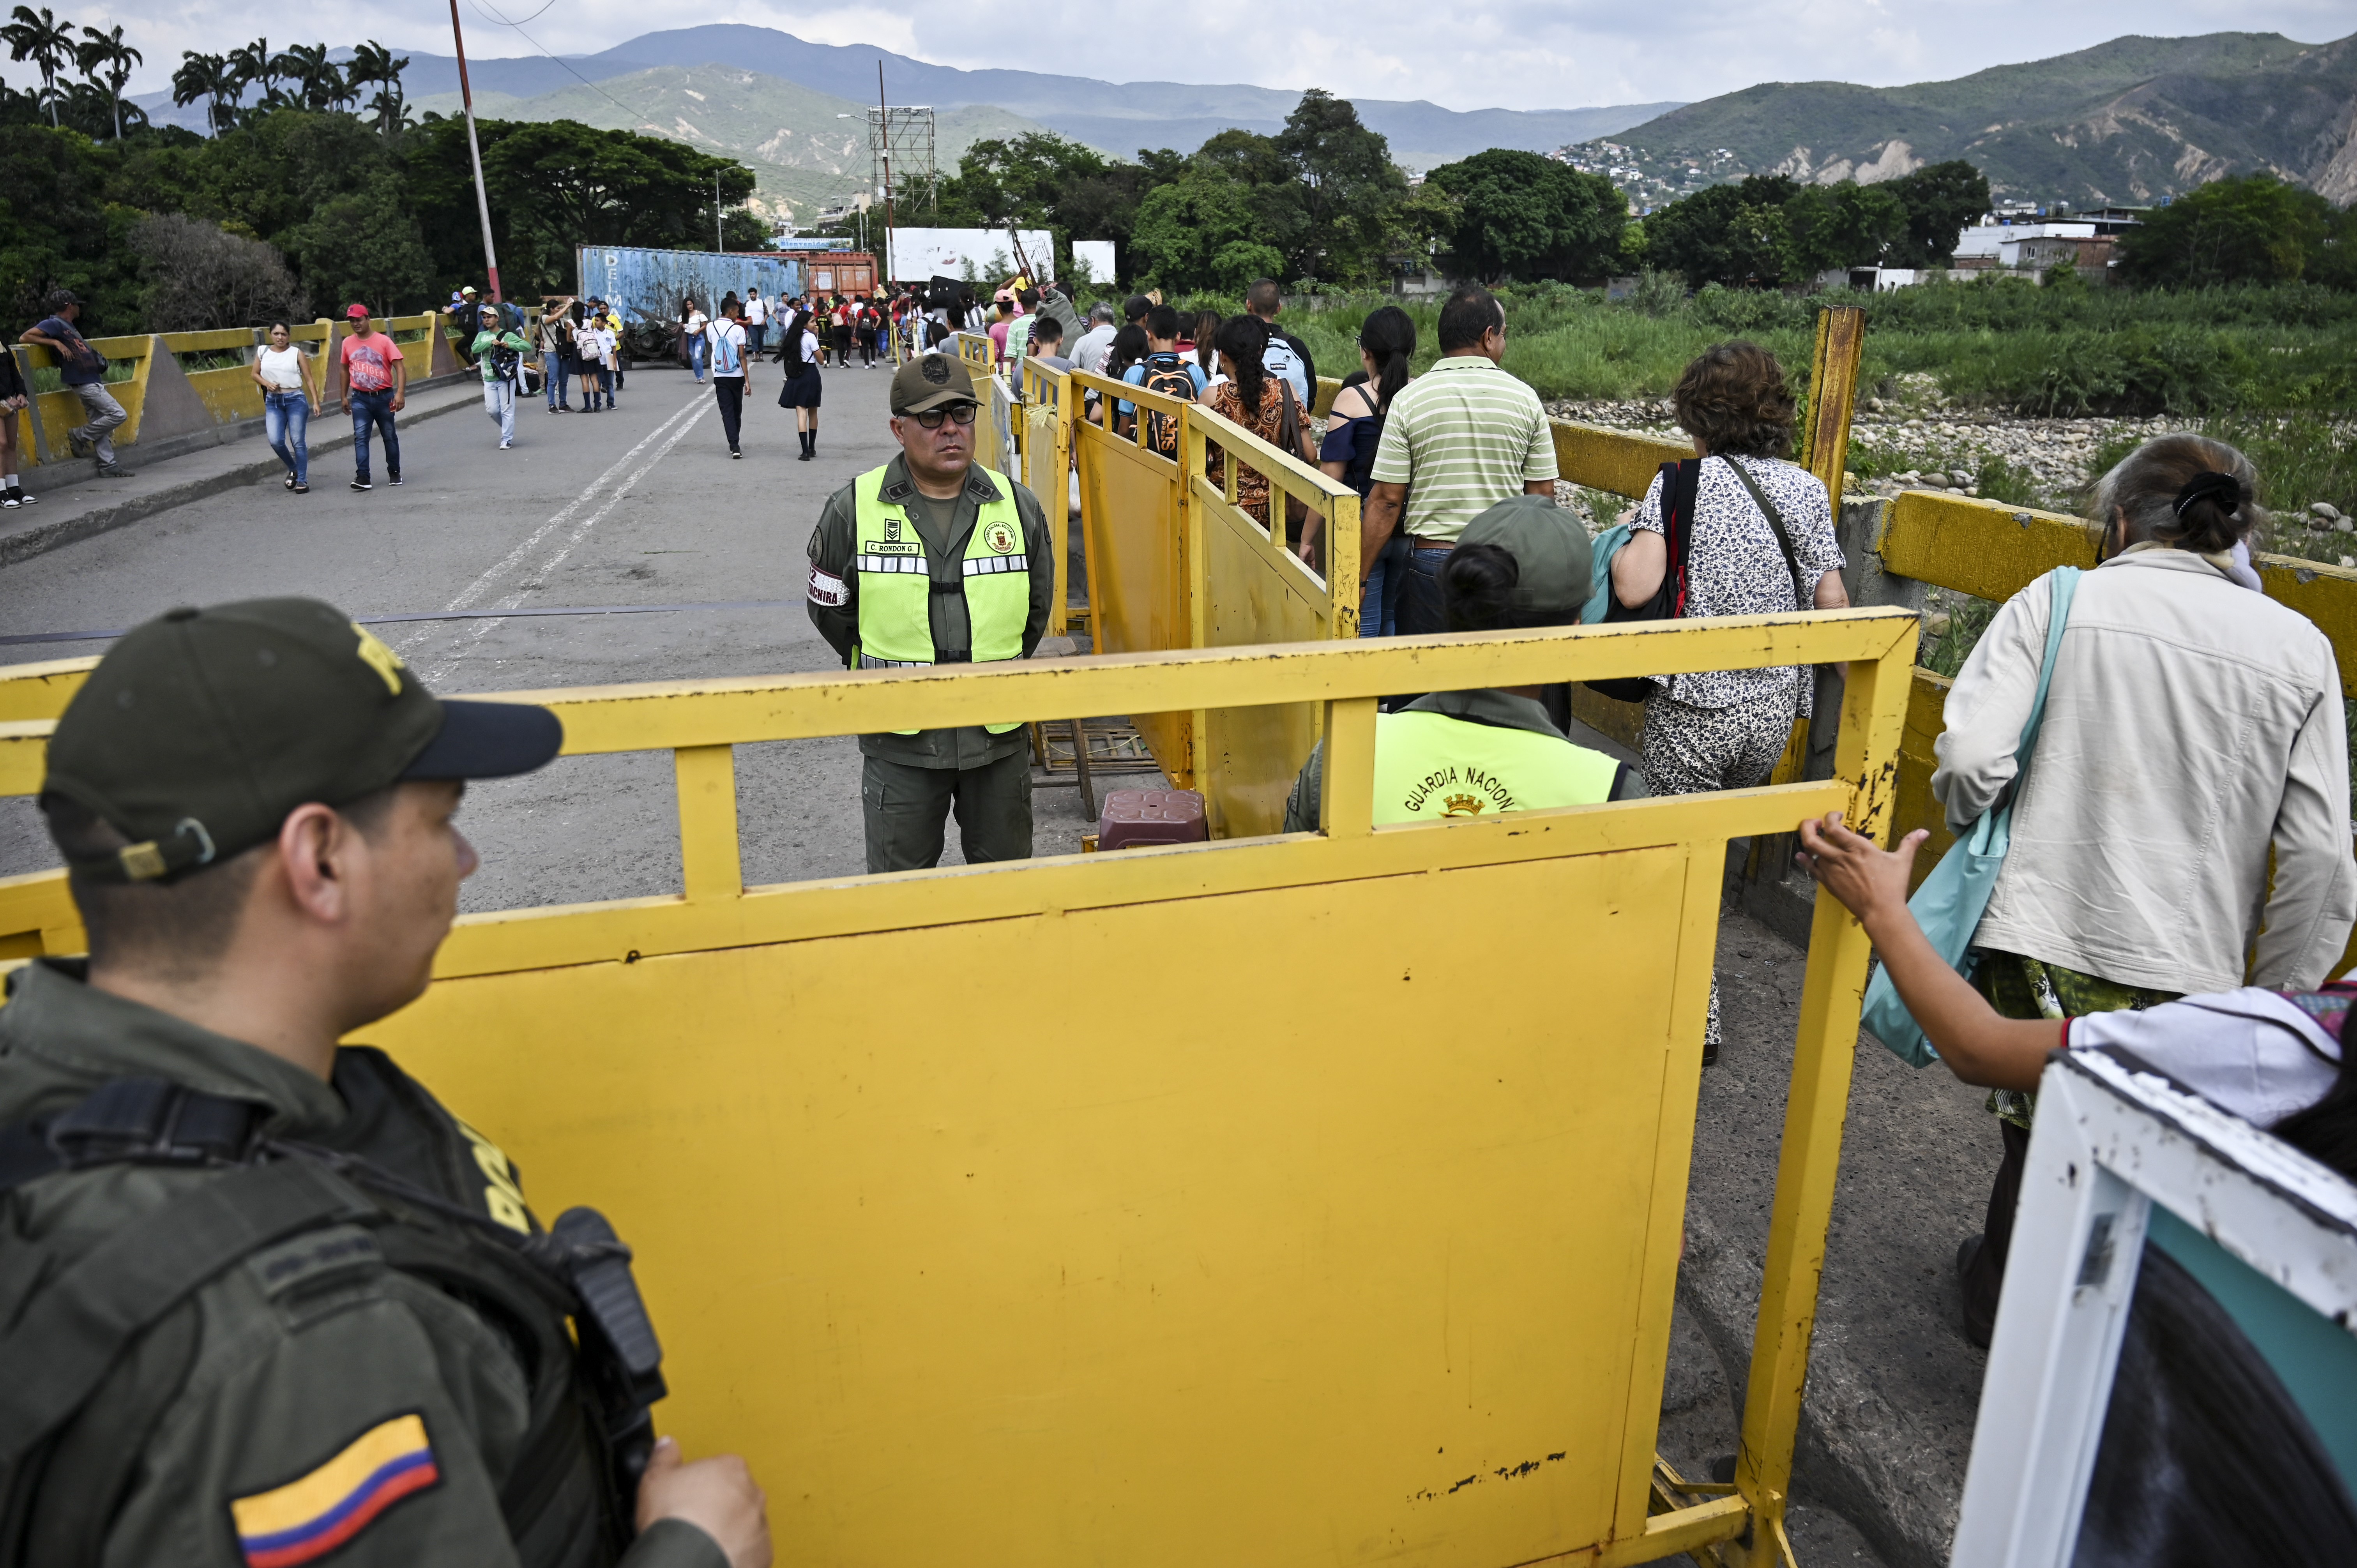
[714, 170, 724, 252]
[447, 0, 502, 303]
[878, 62, 894, 285]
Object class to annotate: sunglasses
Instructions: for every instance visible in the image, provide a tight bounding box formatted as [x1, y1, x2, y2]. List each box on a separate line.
[909, 403, 978, 429]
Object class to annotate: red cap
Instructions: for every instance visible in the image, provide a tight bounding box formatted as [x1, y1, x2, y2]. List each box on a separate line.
[345, 304, 371, 320]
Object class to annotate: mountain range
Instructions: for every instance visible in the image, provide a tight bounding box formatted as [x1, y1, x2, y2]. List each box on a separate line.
[131, 23, 1672, 189]
[1583, 30, 2357, 207]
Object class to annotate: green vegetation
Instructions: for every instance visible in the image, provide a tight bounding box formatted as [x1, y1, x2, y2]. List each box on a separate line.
[1252, 277, 2357, 416]
[932, 92, 1446, 294]
[2117, 173, 2357, 289]
[0, 108, 758, 329]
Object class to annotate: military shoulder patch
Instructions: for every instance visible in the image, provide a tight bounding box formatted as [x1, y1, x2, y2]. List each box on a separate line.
[230, 1413, 440, 1566]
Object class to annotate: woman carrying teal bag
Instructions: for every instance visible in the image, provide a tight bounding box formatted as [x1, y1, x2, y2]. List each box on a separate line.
[1854, 434, 2355, 1348]
[1858, 565, 2079, 1067]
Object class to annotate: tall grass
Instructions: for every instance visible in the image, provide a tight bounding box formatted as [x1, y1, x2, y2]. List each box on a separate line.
[1194, 279, 2357, 416]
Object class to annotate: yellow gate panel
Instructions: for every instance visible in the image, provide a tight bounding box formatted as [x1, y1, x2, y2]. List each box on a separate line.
[1187, 410, 1360, 839]
[1072, 375, 1196, 787]
[2, 607, 1921, 1568]
[375, 841, 1706, 1568]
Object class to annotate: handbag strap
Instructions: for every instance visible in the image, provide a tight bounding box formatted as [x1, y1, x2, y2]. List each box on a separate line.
[1720, 457, 1808, 611]
[2009, 567, 2081, 789]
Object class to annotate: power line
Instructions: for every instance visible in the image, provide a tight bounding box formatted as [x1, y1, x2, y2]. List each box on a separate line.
[461, 0, 646, 124]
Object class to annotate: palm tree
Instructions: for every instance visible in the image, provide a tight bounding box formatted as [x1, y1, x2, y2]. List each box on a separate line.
[271, 41, 335, 112]
[228, 37, 279, 114]
[74, 21, 138, 139]
[171, 49, 238, 134]
[2, 5, 76, 128]
[346, 39, 407, 134]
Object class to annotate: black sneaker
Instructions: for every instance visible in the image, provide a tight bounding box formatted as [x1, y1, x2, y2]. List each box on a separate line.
[66, 432, 92, 459]
[95, 463, 134, 479]
[388, 473, 403, 486]
[730, 448, 742, 459]
[0, 494, 18, 510]
[351, 478, 373, 491]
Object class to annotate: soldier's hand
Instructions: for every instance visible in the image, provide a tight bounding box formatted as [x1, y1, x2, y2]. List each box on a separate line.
[638, 1435, 772, 1568]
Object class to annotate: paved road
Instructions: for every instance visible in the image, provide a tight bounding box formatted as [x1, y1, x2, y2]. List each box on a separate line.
[0, 361, 1099, 901]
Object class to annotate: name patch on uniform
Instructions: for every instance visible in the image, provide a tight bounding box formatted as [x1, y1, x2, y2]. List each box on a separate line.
[230, 1413, 440, 1567]
[808, 565, 849, 607]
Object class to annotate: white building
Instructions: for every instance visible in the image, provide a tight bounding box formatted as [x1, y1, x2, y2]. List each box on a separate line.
[1951, 221, 2097, 268]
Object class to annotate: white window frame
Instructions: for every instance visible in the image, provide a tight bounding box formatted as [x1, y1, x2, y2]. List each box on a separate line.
[1953, 1046, 2357, 1565]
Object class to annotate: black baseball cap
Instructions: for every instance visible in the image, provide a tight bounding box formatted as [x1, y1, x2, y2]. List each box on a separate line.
[43, 598, 563, 883]
[891, 351, 977, 415]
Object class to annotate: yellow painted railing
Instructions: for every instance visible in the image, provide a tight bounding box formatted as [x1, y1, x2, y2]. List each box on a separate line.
[11, 313, 474, 468]
[1018, 357, 1076, 636]
[1063, 365, 1362, 835]
[0, 608, 1919, 1568]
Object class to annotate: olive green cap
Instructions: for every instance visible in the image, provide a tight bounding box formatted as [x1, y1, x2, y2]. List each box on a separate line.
[1456, 495, 1594, 623]
[891, 350, 977, 415]
[42, 598, 562, 883]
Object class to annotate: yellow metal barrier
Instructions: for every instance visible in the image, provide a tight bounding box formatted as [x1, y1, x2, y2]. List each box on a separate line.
[1018, 357, 1077, 637]
[0, 608, 1918, 1568]
[12, 313, 472, 468]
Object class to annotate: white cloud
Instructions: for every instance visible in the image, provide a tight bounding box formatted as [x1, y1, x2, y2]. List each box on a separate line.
[64, 0, 2350, 118]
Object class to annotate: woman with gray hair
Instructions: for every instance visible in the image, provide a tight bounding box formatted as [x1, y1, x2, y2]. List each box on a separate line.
[1932, 430, 2355, 1346]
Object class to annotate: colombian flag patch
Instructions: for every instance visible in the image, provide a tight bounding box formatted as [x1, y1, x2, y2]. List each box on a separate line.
[230, 1413, 440, 1566]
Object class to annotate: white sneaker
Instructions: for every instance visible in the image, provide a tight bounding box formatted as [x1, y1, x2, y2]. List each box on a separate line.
[499, 440, 513, 450]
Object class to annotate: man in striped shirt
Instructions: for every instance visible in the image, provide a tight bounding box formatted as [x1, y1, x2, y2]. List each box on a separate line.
[1363, 285, 1560, 636]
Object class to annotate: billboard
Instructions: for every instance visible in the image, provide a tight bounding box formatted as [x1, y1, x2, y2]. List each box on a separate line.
[574, 247, 806, 325]
[886, 228, 1056, 285]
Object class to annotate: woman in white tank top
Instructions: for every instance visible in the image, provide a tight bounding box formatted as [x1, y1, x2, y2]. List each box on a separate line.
[249, 322, 320, 494]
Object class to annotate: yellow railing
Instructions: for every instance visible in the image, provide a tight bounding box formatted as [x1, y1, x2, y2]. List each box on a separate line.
[1062, 365, 1363, 835]
[11, 313, 477, 468]
[0, 609, 1919, 1568]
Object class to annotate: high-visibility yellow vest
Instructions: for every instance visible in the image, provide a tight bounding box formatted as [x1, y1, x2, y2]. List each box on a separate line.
[1369, 709, 1621, 824]
[853, 463, 1030, 734]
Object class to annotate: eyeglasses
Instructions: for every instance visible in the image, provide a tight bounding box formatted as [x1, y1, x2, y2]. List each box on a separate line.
[910, 403, 978, 429]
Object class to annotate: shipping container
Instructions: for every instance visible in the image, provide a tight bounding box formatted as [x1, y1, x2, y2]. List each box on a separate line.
[574, 246, 806, 327]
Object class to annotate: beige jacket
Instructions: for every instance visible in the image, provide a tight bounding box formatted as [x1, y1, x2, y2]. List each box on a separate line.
[1933, 548, 2355, 994]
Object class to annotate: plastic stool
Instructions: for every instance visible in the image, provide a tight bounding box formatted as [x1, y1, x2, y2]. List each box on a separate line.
[1097, 789, 1207, 851]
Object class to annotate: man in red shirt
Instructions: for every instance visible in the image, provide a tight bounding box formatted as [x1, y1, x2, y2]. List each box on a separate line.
[338, 304, 407, 492]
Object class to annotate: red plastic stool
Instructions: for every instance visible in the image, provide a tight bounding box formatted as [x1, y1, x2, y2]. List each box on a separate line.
[1097, 789, 1207, 850]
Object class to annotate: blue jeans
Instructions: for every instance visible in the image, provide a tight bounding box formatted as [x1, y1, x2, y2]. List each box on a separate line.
[484, 378, 516, 445]
[1398, 544, 1453, 637]
[543, 351, 568, 408]
[349, 389, 399, 482]
[689, 336, 707, 381]
[1358, 530, 1410, 636]
[263, 391, 309, 486]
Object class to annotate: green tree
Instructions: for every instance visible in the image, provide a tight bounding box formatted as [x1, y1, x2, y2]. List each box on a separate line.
[1425, 148, 1626, 283]
[285, 171, 431, 313]
[3, 5, 75, 128]
[1782, 181, 1910, 276]
[1273, 88, 1408, 284]
[73, 22, 138, 139]
[1643, 176, 1798, 288]
[1129, 173, 1267, 293]
[171, 51, 239, 134]
[0, 120, 141, 323]
[1882, 160, 1990, 267]
[2117, 173, 2334, 288]
[933, 131, 1144, 279]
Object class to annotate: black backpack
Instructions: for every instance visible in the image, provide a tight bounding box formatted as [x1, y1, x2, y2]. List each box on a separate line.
[1138, 353, 1197, 457]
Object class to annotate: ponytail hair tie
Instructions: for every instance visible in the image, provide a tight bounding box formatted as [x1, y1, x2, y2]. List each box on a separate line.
[2174, 470, 2242, 517]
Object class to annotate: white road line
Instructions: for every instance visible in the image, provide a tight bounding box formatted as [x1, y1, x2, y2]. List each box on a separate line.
[406, 392, 713, 682]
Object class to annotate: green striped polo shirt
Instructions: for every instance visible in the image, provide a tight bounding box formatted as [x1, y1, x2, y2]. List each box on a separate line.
[1367, 355, 1559, 542]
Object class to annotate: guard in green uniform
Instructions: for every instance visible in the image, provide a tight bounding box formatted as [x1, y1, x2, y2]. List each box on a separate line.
[0, 599, 770, 1568]
[806, 351, 1055, 872]
[1283, 494, 1643, 829]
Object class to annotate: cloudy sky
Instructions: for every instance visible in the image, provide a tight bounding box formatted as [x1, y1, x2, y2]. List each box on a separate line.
[59, 0, 2357, 114]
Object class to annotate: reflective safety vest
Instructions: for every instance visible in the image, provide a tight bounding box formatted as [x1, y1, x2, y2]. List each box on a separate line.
[1369, 708, 1621, 825]
[852, 463, 1030, 733]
